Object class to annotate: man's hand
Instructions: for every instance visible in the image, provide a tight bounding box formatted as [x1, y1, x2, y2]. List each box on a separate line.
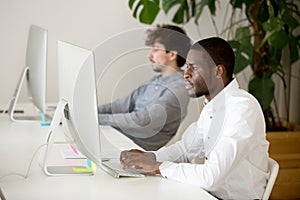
[120, 149, 161, 174]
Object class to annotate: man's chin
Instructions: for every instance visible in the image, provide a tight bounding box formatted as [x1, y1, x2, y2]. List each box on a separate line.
[188, 90, 197, 98]
[188, 90, 202, 98]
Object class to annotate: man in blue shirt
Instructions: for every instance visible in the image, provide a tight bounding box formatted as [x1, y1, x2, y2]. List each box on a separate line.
[98, 25, 191, 151]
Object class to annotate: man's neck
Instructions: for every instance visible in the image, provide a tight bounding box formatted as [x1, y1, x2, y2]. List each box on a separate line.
[205, 78, 234, 102]
[161, 66, 181, 77]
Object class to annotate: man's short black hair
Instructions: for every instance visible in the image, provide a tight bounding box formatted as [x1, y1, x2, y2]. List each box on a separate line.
[192, 37, 235, 79]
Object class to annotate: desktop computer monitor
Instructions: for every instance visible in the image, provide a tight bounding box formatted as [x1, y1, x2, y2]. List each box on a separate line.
[8, 24, 48, 122]
[43, 40, 144, 177]
[43, 41, 101, 175]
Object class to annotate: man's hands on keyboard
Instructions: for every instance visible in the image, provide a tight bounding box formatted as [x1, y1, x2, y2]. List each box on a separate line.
[120, 149, 161, 175]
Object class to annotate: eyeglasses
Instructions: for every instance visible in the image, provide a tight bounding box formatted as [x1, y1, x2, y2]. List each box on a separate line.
[149, 46, 171, 53]
[150, 46, 165, 51]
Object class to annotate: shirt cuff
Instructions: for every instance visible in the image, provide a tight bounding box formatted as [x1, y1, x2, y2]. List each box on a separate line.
[153, 147, 167, 162]
[159, 161, 175, 178]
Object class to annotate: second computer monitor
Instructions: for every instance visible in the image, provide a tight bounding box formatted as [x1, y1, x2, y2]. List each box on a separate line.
[9, 24, 48, 122]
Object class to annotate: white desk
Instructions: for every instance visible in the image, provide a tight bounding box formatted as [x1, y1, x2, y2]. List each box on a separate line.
[0, 114, 217, 200]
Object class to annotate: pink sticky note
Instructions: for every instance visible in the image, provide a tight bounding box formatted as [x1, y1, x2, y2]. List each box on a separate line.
[70, 144, 78, 154]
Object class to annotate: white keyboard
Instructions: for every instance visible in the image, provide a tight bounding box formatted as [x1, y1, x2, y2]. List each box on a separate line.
[100, 159, 146, 178]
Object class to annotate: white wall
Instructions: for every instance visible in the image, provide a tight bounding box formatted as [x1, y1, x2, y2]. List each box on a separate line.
[0, 0, 145, 105]
[2, 0, 298, 124]
[0, 0, 235, 106]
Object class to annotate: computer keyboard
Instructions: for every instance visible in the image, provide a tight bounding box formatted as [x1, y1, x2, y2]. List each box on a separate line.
[100, 159, 146, 178]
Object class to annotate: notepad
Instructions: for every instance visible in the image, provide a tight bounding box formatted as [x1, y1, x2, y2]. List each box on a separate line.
[60, 148, 86, 159]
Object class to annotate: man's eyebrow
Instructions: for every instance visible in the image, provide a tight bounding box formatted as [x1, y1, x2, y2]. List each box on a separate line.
[186, 62, 196, 65]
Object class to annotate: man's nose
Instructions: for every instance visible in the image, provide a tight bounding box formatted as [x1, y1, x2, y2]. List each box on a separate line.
[184, 68, 192, 79]
[147, 50, 152, 59]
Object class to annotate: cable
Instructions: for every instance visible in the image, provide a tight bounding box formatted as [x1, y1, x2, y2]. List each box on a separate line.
[0, 144, 46, 181]
[0, 122, 71, 181]
[38, 141, 70, 167]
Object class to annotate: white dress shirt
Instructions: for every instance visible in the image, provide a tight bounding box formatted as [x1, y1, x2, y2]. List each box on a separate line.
[155, 79, 269, 199]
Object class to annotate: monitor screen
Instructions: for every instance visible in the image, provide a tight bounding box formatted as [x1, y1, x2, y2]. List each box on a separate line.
[8, 24, 47, 121]
[43, 41, 101, 175]
[58, 41, 101, 165]
[26, 24, 47, 113]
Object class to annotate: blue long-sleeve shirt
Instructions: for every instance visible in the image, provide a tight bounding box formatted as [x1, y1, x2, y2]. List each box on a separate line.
[98, 71, 190, 150]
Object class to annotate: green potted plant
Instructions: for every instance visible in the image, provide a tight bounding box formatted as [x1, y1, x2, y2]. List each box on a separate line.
[128, 0, 300, 131]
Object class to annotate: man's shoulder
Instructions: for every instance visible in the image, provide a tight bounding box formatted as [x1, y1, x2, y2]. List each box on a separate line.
[227, 89, 263, 118]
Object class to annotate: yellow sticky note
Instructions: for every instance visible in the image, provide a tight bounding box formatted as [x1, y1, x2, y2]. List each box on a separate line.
[72, 167, 93, 173]
[91, 161, 96, 173]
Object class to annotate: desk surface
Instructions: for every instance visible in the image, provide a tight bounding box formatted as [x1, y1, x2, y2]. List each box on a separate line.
[0, 114, 217, 200]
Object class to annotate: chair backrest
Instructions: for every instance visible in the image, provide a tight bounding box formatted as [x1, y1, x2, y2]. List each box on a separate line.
[262, 157, 279, 200]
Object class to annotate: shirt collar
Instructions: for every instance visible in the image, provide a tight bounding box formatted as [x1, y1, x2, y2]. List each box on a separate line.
[204, 79, 239, 110]
[155, 70, 184, 84]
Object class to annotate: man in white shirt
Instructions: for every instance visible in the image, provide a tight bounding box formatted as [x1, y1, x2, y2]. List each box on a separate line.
[120, 37, 270, 199]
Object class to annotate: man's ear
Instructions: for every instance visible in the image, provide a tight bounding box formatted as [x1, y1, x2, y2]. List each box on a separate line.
[168, 50, 178, 61]
[215, 65, 225, 78]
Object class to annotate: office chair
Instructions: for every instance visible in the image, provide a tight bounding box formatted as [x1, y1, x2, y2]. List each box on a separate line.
[262, 157, 279, 200]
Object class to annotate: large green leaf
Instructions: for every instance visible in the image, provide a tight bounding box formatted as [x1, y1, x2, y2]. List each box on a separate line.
[248, 77, 275, 111]
[228, 40, 240, 49]
[207, 0, 216, 15]
[234, 52, 251, 74]
[229, 39, 251, 74]
[162, 0, 190, 24]
[257, 0, 270, 23]
[235, 26, 251, 43]
[269, 30, 289, 50]
[229, 27, 253, 74]
[194, 0, 215, 24]
[128, 0, 160, 24]
[230, 0, 247, 9]
[283, 7, 300, 29]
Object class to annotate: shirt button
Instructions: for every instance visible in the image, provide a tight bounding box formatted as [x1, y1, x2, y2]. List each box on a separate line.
[209, 116, 213, 119]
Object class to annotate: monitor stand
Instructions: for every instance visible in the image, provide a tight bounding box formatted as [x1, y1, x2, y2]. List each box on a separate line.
[8, 66, 49, 123]
[43, 100, 93, 176]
